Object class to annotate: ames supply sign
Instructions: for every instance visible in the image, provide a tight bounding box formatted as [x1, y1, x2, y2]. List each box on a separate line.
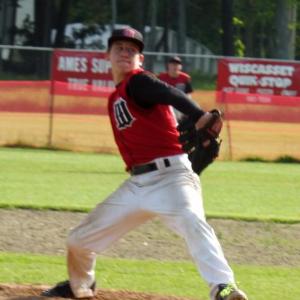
[217, 58, 300, 105]
[51, 50, 114, 97]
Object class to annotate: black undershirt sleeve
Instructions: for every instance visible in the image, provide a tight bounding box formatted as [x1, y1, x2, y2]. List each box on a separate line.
[126, 72, 204, 122]
[185, 80, 193, 94]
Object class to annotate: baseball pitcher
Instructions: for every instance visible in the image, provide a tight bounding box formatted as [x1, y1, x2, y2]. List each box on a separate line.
[42, 27, 248, 300]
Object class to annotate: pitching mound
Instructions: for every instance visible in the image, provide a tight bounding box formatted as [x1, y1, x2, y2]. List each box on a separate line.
[0, 284, 194, 300]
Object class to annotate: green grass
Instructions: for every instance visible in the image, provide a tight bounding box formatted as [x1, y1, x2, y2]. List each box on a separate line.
[202, 161, 300, 223]
[0, 147, 128, 211]
[1, 252, 299, 300]
[190, 71, 216, 90]
[0, 147, 299, 222]
[1, 147, 300, 299]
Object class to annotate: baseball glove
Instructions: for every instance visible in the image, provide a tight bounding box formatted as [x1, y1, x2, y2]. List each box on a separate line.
[177, 109, 223, 175]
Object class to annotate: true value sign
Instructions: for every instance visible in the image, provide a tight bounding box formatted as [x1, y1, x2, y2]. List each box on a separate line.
[51, 49, 114, 97]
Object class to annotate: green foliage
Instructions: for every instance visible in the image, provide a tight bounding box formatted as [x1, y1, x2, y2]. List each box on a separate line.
[234, 38, 245, 57]
[9, 0, 300, 58]
[233, 0, 277, 57]
[275, 155, 300, 163]
[68, 0, 111, 24]
[185, 0, 222, 54]
[14, 15, 35, 46]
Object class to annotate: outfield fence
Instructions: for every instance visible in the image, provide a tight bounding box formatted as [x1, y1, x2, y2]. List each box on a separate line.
[0, 45, 300, 160]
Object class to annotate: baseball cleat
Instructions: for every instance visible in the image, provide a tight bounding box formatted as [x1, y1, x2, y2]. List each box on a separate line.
[215, 284, 248, 300]
[41, 280, 96, 298]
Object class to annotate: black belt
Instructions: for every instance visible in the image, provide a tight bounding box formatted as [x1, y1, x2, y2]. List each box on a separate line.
[130, 158, 171, 175]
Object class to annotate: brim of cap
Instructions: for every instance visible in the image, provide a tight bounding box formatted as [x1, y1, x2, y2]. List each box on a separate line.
[169, 59, 182, 64]
[108, 36, 144, 52]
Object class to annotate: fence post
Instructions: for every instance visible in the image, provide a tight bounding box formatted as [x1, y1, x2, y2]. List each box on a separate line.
[222, 91, 233, 160]
[48, 50, 55, 148]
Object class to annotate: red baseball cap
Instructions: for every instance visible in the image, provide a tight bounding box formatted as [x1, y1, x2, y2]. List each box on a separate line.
[108, 27, 144, 52]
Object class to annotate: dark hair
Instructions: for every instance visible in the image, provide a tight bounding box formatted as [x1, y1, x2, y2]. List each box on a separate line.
[168, 56, 182, 64]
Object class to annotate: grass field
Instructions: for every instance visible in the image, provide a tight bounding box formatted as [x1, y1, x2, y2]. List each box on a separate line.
[0, 147, 299, 222]
[1, 252, 300, 300]
[0, 147, 300, 299]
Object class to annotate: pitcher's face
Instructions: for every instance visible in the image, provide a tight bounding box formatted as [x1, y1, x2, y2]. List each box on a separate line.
[108, 40, 144, 76]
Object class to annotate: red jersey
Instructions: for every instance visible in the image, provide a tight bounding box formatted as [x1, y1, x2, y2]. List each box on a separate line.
[108, 69, 183, 170]
[158, 72, 193, 94]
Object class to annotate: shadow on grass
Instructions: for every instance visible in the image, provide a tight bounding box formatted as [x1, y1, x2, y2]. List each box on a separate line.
[241, 155, 300, 164]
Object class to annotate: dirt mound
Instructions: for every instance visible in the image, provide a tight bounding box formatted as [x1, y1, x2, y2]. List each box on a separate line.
[0, 284, 193, 300]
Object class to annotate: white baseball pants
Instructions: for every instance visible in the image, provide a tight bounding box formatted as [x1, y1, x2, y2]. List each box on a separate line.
[66, 154, 235, 299]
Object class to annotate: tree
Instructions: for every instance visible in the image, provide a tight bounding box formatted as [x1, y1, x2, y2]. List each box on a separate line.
[6, 0, 300, 61]
[54, 0, 71, 47]
[274, 0, 297, 59]
[155, 0, 171, 54]
[34, 0, 53, 47]
[233, 0, 276, 58]
[177, 0, 187, 54]
[0, 0, 19, 45]
[221, 0, 234, 56]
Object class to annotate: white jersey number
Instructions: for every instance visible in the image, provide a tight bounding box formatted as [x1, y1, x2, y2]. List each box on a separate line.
[113, 98, 135, 130]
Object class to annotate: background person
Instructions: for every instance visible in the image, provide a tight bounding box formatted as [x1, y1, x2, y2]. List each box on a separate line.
[158, 56, 194, 121]
[41, 27, 247, 300]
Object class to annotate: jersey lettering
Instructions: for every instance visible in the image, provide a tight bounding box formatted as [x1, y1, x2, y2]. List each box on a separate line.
[114, 98, 135, 129]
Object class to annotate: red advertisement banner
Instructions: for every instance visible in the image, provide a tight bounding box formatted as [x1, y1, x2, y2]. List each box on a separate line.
[217, 58, 300, 106]
[51, 50, 114, 97]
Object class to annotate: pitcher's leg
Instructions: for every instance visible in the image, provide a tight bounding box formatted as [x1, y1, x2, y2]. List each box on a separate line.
[154, 171, 235, 298]
[66, 183, 152, 298]
[161, 207, 234, 284]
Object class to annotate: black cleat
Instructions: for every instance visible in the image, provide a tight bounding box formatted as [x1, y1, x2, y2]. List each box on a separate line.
[41, 280, 96, 298]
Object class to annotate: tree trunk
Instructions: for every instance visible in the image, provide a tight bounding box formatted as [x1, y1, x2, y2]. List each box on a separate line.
[163, 1, 171, 54]
[0, 0, 18, 72]
[243, 0, 256, 57]
[221, 0, 234, 56]
[54, 0, 70, 47]
[133, 0, 144, 34]
[177, 0, 186, 54]
[34, 0, 53, 77]
[145, 0, 157, 70]
[274, 0, 297, 59]
[155, 1, 170, 55]
[149, 0, 157, 51]
[111, 0, 117, 32]
[34, 0, 52, 47]
[0, 0, 18, 44]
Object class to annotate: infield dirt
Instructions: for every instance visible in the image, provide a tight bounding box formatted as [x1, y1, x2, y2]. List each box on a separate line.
[0, 283, 193, 300]
[1, 209, 300, 299]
